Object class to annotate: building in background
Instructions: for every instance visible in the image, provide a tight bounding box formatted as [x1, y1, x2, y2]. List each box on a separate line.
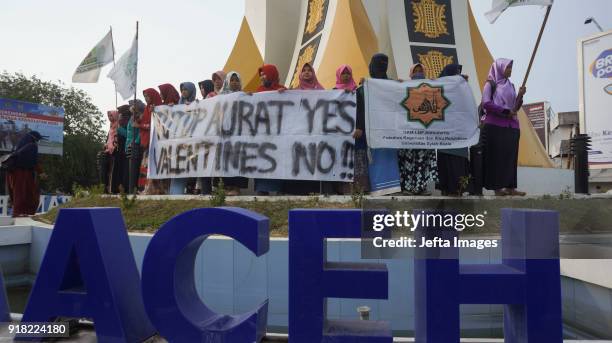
[578, 29, 612, 193]
[549, 111, 579, 169]
[523, 101, 551, 152]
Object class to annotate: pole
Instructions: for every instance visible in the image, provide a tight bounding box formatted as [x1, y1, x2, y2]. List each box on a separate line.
[134, 21, 139, 103]
[592, 18, 604, 32]
[521, 5, 552, 89]
[129, 21, 140, 194]
[110, 26, 118, 108]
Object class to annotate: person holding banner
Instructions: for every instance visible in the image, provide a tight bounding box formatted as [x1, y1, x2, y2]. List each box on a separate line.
[481, 59, 526, 196]
[206, 71, 227, 99]
[356, 53, 402, 195]
[296, 63, 325, 90]
[179, 82, 197, 105]
[167, 82, 199, 195]
[436, 64, 471, 196]
[334, 65, 358, 92]
[254, 64, 287, 195]
[140, 87, 168, 195]
[198, 80, 215, 100]
[195, 79, 215, 195]
[397, 63, 438, 195]
[291, 63, 329, 194]
[216, 71, 249, 196]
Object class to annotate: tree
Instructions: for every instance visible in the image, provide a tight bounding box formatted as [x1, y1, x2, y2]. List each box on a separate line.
[0, 72, 106, 193]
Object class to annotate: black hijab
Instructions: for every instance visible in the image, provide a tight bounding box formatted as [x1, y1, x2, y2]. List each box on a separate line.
[14, 131, 41, 169]
[439, 64, 463, 78]
[198, 80, 215, 98]
[369, 53, 389, 80]
[117, 105, 132, 127]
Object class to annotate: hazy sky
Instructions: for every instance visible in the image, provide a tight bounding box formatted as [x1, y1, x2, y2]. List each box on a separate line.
[1, 0, 611, 124]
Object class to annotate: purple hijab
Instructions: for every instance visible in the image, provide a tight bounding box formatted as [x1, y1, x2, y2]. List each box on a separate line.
[487, 58, 517, 110]
[482, 58, 520, 129]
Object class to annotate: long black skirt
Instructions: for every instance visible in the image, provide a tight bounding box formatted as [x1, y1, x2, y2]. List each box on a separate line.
[481, 124, 520, 190]
[436, 152, 469, 195]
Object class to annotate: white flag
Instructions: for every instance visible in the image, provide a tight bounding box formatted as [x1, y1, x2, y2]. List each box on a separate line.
[72, 30, 115, 83]
[486, 0, 553, 24]
[108, 34, 138, 100]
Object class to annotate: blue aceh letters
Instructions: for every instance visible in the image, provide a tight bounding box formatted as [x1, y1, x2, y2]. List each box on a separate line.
[414, 209, 563, 342]
[3, 207, 563, 342]
[141, 207, 269, 343]
[0, 267, 10, 322]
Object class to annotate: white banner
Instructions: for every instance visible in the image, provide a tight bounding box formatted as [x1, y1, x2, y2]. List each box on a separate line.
[108, 34, 138, 100]
[486, 0, 553, 24]
[579, 31, 612, 168]
[364, 76, 480, 150]
[148, 90, 357, 182]
[72, 30, 114, 83]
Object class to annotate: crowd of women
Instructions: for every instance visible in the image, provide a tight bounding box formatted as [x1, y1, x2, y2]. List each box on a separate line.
[100, 53, 526, 197]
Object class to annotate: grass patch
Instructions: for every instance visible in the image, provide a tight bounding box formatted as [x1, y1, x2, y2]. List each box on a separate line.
[33, 196, 612, 237]
[34, 196, 354, 237]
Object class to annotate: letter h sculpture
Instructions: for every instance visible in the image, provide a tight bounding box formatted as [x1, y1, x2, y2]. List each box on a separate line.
[415, 209, 563, 342]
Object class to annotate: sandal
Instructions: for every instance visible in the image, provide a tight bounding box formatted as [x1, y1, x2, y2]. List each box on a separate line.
[507, 189, 526, 196]
[494, 190, 508, 196]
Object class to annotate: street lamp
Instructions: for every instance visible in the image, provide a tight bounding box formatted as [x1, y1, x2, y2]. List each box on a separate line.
[584, 17, 604, 32]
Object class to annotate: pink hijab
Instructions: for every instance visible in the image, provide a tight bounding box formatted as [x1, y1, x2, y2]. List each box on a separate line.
[207, 70, 227, 98]
[487, 58, 517, 110]
[298, 63, 325, 90]
[334, 64, 357, 91]
[105, 111, 119, 154]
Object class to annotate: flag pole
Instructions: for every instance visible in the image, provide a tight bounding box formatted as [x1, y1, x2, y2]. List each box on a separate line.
[521, 4, 553, 89]
[129, 21, 139, 194]
[110, 26, 118, 108]
[134, 21, 139, 103]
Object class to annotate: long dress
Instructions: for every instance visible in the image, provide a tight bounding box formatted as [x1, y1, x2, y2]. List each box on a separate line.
[8, 168, 40, 216]
[7, 135, 40, 217]
[398, 149, 438, 194]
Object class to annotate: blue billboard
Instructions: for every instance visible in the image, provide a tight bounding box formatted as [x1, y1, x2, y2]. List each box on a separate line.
[0, 98, 64, 155]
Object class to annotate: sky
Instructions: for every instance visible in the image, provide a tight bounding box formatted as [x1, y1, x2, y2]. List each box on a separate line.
[1, 0, 611, 125]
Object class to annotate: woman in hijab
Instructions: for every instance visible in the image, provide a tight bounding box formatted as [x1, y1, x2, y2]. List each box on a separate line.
[139, 87, 166, 195]
[101, 111, 119, 193]
[481, 59, 526, 196]
[198, 80, 215, 99]
[334, 65, 358, 92]
[290, 63, 328, 194]
[123, 101, 142, 193]
[6, 131, 45, 217]
[194, 80, 216, 195]
[207, 71, 250, 196]
[296, 63, 325, 90]
[169, 82, 196, 195]
[220, 71, 243, 94]
[159, 83, 180, 105]
[113, 105, 131, 193]
[435, 63, 471, 196]
[353, 53, 391, 193]
[256, 64, 286, 92]
[254, 64, 286, 195]
[167, 82, 199, 195]
[206, 71, 227, 98]
[179, 82, 197, 105]
[395, 64, 439, 195]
